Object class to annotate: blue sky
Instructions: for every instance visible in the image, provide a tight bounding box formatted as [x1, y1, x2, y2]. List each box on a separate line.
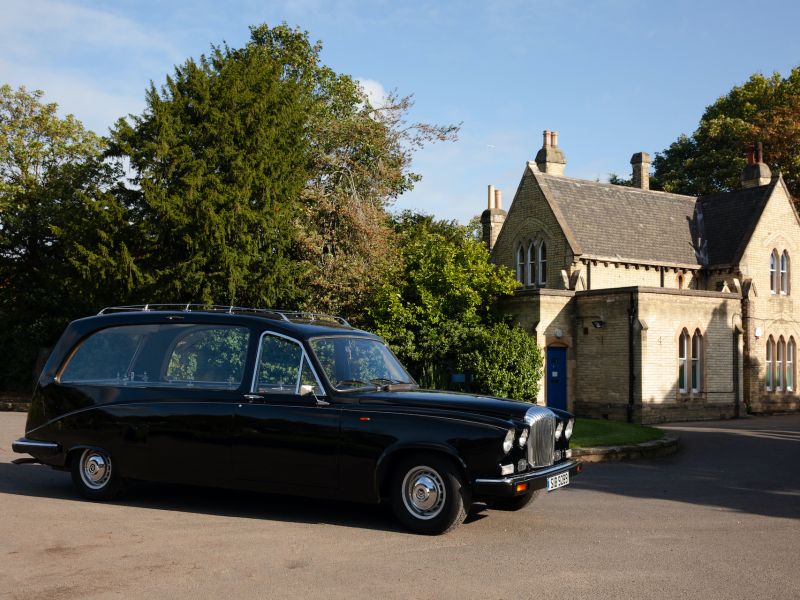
[2, 0, 799, 223]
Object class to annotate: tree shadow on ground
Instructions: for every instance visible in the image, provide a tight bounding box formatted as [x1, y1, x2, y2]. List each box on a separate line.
[572, 415, 800, 520]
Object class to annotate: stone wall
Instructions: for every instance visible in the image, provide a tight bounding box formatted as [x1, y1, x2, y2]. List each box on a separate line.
[738, 181, 800, 413]
[637, 288, 742, 423]
[499, 289, 575, 408]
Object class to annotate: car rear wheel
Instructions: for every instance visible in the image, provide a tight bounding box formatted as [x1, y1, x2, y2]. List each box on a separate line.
[391, 454, 470, 535]
[70, 448, 123, 500]
[490, 489, 541, 511]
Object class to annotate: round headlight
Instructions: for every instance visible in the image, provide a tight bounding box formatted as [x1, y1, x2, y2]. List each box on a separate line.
[518, 428, 529, 448]
[565, 418, 574, 440]
[503, 429, 514, 454]
[554, 421, 564, 440]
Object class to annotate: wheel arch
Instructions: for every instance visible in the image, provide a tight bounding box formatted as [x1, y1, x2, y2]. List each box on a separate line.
[376, 442, 470, 499]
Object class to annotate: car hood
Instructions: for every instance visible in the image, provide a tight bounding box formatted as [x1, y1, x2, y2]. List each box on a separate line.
[350, 389, 538, 421]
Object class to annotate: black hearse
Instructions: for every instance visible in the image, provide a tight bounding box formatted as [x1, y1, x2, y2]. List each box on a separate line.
[13, 305, 580, 534]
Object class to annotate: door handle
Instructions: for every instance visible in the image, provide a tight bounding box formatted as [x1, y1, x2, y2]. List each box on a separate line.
[243, 394, 263, 403]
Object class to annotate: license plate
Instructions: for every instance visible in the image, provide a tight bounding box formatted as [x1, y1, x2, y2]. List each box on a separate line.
[547, 471, 570, 491]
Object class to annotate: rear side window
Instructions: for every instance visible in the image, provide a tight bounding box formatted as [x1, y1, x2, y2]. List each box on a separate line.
[60, 324, 250, 389]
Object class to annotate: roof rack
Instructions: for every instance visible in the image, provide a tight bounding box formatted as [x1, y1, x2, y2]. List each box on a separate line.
[97, 304, 351, 327]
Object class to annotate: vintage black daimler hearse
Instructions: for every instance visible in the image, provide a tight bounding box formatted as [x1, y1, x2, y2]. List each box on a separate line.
[13, 305, 580, 534]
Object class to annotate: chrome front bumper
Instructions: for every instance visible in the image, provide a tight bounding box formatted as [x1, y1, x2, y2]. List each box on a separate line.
[473, 460, 581, 498]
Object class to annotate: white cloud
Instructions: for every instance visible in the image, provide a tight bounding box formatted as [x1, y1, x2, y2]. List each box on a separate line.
[356, 78, 387, 109]
[0, 0, 177, 61]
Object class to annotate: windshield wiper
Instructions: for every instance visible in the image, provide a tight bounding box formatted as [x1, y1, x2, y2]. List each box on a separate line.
[370, 377, 416, 390]
[335, 379, 374, 389]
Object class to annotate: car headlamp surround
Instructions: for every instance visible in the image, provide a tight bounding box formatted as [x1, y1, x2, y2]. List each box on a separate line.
[503, 428, 515, 454]
[518, 427, 529, 448]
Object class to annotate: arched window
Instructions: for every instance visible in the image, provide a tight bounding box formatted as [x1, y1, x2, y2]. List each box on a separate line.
[770, 250, 779, 294]
[788, 338, 796, 393]
[777, 337, 786, 391]
[766, 336, 775, 391]
[691, 330, 702, 393]
[781, 251, 790, 295]
[537, 240, 547, 287]
[515, 245, 525, 284]
[678, 330, 689, 393]
[526, 241, 536, 286]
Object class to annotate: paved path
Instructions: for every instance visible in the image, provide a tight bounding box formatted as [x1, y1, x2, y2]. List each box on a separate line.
[1, 412, 798, 600]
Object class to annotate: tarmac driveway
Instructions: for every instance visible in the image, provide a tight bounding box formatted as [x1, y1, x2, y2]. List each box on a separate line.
[0, 412, 798, 600]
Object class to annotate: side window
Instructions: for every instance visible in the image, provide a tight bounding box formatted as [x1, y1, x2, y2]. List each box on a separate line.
[61, 328, 145, 384]
[60, 324, 250, 389]
[256, 334, 303, 393]
[165, 326, 249, 388]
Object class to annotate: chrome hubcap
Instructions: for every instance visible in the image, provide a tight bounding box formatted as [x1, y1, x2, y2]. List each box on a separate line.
[402, 466, 446, 520]
[79, 449, 112, 490]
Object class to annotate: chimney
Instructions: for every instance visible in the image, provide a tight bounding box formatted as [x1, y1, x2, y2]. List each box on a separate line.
[741, 141, 772, 188]
[481, 184, 506, 252]
[630, 152, 651, 190]
[535, 129, 567, 176]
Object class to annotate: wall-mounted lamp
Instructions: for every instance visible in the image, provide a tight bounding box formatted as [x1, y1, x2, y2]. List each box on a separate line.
[592, 320, 606, 329]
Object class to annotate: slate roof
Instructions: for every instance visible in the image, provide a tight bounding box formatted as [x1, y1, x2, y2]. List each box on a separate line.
[696, 181, 777, 267]
[533, 169, 700, 267]
[531, 168, 777, 269]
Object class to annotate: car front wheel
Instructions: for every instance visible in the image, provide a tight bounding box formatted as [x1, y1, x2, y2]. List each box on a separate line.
[391, 454, 470, 535]
[70, 448, 123, 501]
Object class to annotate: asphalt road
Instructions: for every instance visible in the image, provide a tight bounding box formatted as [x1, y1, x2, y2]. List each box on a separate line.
[1, 412, 798, 600]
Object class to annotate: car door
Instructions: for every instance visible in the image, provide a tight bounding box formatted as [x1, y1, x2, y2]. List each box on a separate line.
[232, 331, 340, 492]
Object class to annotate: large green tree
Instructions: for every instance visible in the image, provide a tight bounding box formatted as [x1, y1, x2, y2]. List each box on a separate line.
[367, 212, 542, 401]
[109, 27, 314, 307]
[650, 67, 800, 200]
[0, 85, 137, 389]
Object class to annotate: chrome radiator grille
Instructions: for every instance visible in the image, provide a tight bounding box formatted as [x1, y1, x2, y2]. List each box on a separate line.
[524, 406, 555, 468]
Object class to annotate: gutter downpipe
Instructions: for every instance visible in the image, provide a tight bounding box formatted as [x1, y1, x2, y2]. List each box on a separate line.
[627, 291, 637, 423]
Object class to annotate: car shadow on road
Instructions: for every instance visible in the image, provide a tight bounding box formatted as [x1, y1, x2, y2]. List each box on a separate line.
[0, 461, 488, 532]
[573, 419, 800, 520]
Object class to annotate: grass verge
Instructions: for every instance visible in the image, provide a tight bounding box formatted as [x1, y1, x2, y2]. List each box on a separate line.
[570, 418, 664, 448]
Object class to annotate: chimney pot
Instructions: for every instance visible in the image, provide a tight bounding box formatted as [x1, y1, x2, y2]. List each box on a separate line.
[551, 131, 559, 147]
[756, 141, 764, 164]
[487, 184, 495, 210]
[494, 189, 502, 210]
[543, 130, 551, 149]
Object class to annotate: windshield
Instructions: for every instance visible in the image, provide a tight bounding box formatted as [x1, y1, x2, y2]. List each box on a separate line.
[309, 336, 416, 391]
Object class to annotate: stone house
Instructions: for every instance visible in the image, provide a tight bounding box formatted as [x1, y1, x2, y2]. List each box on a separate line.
[482, 132, 800, 423]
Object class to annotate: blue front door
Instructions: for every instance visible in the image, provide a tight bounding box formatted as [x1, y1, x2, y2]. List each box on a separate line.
[546, 346, 567, 410]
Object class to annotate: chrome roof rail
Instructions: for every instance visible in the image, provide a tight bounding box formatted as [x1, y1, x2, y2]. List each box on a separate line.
[97, 304, 351, 327]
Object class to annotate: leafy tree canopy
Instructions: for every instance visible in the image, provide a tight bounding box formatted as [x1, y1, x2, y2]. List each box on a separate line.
[109, 25, 315, 307]
[0, 84, 138, 388]
[650, 67, 800, 199]
[367, 212, 542, 400]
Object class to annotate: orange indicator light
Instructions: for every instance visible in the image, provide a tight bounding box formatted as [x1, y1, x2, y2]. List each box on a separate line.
[515, 483, 528, 493]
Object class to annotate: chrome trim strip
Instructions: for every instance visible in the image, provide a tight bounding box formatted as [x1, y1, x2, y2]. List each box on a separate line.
[474, 460, 577, 485]
[12, 438, 60, 452]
